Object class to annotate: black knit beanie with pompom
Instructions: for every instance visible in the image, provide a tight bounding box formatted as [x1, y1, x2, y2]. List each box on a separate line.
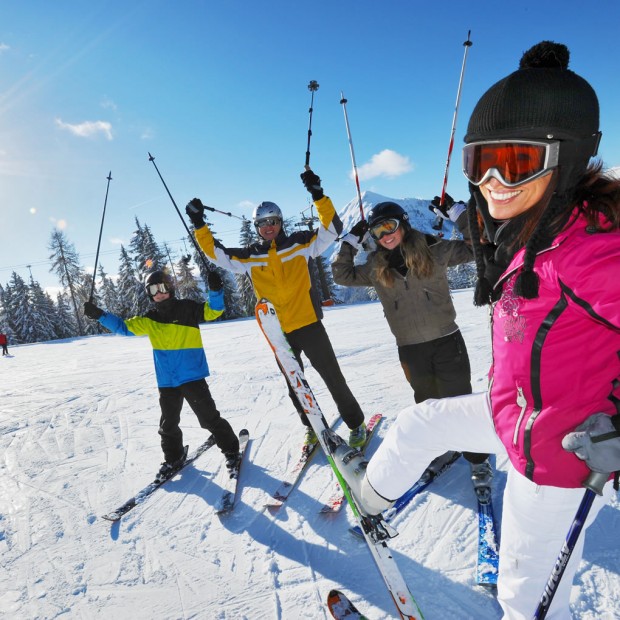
[465, 41, 601, 304]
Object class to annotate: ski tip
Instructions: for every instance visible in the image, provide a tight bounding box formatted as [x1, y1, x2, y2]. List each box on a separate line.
[327, 590, 368, 620]
[101, 514, 121, 522]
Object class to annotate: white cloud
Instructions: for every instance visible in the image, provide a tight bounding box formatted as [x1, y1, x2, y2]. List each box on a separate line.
[356, 149, 413, 181]
[0, 43, 9, 53]
[55, 118, 113, 140]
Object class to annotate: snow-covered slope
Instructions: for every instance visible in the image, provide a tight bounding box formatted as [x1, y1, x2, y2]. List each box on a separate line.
[1, 292, 619, 619]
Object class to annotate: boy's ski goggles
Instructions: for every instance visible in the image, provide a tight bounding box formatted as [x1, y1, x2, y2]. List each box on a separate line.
[462, 140, 560, 187]
[147, 283, 170, 296]
[369, 218, 401, 240]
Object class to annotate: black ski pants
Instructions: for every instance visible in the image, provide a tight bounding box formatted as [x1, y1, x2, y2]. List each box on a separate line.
[280, 320, 365, 430]
[398, 330, 487, 464]
[158, 379, 239, 463]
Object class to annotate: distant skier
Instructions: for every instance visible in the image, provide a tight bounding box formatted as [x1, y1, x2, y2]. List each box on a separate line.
[0, 332, 8, 356]
[185, 171, 367, 449]
[333, 41, 620, 618]
[83, 270, 240, 482]
[331, 196, 493, 501]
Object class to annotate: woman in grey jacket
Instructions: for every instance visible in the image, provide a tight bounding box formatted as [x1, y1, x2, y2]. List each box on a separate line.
[332, 199, 491, 497]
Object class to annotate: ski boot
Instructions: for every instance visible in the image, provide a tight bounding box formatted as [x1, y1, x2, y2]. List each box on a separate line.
[303, 427, 318, 447]
[224, 451, 241, 479]
[420, 450, 461, 483]
[154, 446, 188, 483]
[322, 428, 392, 517]
[470, 458, 493, 504]
[348, 422, 367, 449]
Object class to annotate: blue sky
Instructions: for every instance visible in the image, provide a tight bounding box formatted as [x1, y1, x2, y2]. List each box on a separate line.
[2, 0, 619, 291]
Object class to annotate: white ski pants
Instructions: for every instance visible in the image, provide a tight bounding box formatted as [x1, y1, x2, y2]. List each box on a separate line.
[365, 391, 614, 619]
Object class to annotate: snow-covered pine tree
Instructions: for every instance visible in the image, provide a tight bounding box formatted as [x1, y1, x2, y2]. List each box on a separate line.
[97, 265, 123, 316]
[174, 255, 204, 303]
[6, 272, 37, 343]
[48, 229, 85, 336]
[28, 277, 62, 342]
[116, 245, 144, 318]
[128, 218, 166, 314]
[54, 292, 79, 339]
[0, 279, 19, 343]
[235, 218, 257, 317]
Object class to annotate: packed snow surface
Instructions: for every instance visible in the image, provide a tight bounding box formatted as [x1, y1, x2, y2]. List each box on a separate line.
[1, 290, 619, 619]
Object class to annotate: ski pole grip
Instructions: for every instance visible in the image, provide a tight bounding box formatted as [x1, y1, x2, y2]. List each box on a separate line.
[583, 470, 609, 496]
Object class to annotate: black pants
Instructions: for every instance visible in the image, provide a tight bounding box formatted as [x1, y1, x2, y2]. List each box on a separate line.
[1, 344, 7, 355]
[280, 321, 364, 430]
[398, 331, 487, 464]
[158, 379, 239, 463]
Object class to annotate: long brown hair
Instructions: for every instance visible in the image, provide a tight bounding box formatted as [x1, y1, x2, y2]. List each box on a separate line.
[372, 227, 435, 287]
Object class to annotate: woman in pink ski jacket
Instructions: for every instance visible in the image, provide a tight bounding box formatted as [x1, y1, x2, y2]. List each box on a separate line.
[335, 41, 620, 619]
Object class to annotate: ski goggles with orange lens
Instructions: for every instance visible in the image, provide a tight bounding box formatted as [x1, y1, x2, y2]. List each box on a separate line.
[147, 283, 169, 296]
[463, 140, 560, 187]
[369, 218, 401, 240]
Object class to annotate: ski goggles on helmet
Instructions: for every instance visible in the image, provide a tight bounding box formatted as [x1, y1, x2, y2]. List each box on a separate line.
[462, 140, 560, 187]
[255, 217, 281, 228]
[147, 282, 170, 296]
[369, 218, 401, 240]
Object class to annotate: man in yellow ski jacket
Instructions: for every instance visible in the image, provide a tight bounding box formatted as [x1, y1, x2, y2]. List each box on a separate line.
[186, 169, 366, 448]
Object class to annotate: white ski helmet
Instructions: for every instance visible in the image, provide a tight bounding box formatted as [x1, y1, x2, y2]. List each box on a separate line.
[252, 201, 282, 226]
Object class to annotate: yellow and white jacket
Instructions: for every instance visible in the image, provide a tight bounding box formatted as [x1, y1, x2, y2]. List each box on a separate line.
[195, 196, 342, 333]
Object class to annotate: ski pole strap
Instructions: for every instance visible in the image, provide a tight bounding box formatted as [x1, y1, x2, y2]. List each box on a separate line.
[590, 429, 620, 443]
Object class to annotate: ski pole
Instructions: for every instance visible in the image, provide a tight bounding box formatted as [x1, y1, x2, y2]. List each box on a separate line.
[340, 92, 365, 222]
[147, 153, 212, 272]
[533, 470, 609, 619]
[433, 30, 473, 233]
[89, 171, 113, 302]
[305, 80, 319, 170]
[202, 205, 245, 220]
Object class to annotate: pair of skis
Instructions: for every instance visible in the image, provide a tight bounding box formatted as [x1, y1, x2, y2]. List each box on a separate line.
[256, 299, 423, 620]
[101, 429, 249, 522]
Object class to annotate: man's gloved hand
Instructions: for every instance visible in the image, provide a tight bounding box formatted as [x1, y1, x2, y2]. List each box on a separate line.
[83, 301, 104, 320]
[300, 169, 324, 201]
[428, 193, 466, 222]
[207, 270, 223, 292]
[562, 413, 620, 474]
[186, 198, 206, 229]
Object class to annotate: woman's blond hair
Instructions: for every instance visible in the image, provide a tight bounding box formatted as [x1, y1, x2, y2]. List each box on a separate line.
[372, 227, 435, 287]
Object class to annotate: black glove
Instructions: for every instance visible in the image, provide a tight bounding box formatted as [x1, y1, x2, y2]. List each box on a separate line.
[186, 198, 206, 229]
[428, 193, 455, 218]
[83, 301, 103, 320]
[207, 270, 223, 292]
[429, 193, 465, 222]
[349, 219, 369, 243]
[300, 169, 324, 201]
[562, 413, 620, 474]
